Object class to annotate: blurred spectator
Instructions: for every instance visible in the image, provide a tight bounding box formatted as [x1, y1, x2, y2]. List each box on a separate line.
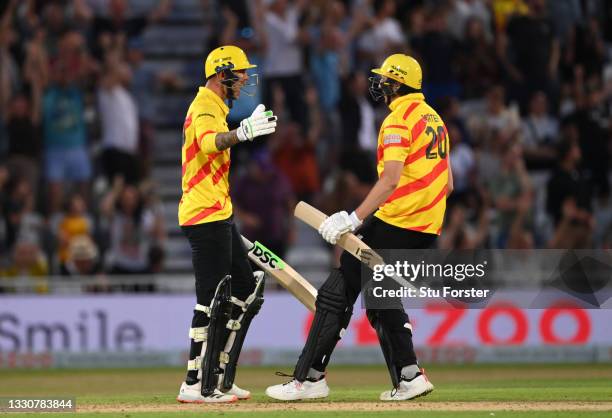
[31, 1, 75, 58]
[307, 1, 366, 113]
[437, 95, 472, 146]
[64, 234, 105, 279]
[4, 176, 44, 250]
[548, 197, 594, 248]
[447, 122, 475, 196]
[413, 7, 461, 102]
[307, 1, 344, 113]
[0, 3, 19, 127]
[262, 0, 308, 129]
[486, 140, 534, 247]
[339, 71, 377, 153]
[446, 0, 492, 41]
[562, 17, 606, 81]
[79, 0, 173, 59]
[316, 171, 368, 220]
[338, 71, 378, 185]
[491, 0, 529, 32]
[502, 0, 560, 111]
[53, 30, 98, 87]
[5, 10, 46, 180]
[357, 0, 406, 71]
[42, 51, 91, 215]
[55, 193, 93, 275]
[233, 148, 294, 258]
[271, 121, 320, 203]
[100, 179, 165, 276]
[270, 83, 321, 202]
[456, 16, 499, 99]
[0, 239, 48, 293]
[125, 38, 153, 174]
[98, 48, 140, 185]
[546, 138, 592, 227]
[357, 0, 406, 69]
[521, 90, 559, 169]
[547, 0, 583, 43]
[4, 88, 41, 196]
[439, 201, 489, 249]
[468, 84, 521, 148]
[565, 78, 611, 198]
[127, 38, 180, 178]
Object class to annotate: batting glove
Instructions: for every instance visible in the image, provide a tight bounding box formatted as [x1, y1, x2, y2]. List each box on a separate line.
[237, 104, 277, 142]
[318, 211, 362, 244]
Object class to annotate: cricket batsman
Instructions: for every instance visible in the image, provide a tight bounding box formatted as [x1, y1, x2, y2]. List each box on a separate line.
[176, 45, 277, 403]
[266, 54, 453, 401]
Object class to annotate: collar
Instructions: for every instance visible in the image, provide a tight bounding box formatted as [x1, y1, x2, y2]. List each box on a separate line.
[389, 93, 425, 111]
[200, 86, 229, 116]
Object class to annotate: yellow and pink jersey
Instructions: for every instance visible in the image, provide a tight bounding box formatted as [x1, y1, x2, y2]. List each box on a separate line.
[178, 87, 232, 226]
[375, 93, 450, 235]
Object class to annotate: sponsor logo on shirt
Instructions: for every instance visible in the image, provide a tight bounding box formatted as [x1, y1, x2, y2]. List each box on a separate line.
[383, 134, 402, 145]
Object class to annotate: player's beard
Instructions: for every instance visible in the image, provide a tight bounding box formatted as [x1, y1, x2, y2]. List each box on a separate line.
[222, 83, 242, 101]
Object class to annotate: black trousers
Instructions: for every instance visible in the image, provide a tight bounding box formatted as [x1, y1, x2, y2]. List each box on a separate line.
[181, 216, 255, 382]
[319, 216, 437, 370]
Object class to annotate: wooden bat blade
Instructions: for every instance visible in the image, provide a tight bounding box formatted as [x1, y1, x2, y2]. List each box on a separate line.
[241, 235, 316, 312]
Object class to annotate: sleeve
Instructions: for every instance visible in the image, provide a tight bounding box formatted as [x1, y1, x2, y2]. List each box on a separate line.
[387, 20, 405, 44]
[266, 8, 298, 42]
[380, 115, 411, 163]
[193, 110, 220, 154]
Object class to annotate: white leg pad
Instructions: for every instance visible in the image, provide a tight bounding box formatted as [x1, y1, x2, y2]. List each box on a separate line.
[187, 356, 202, 371]
[189, 327, 208, 343]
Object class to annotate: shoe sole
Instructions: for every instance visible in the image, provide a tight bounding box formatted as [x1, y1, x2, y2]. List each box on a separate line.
[409, 385, 434, 400]
[177, 396, 238, 404]
[177, 397, 203, 404]
[265, 389, 329, 401]
[380, 384, 435, 401]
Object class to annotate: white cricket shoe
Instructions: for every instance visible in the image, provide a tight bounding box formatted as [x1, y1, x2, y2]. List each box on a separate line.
[177, 382, 238, 403]
[266, 378, 330, 401]
[223, 383, 251, 400]
[380, 370, 434, 401]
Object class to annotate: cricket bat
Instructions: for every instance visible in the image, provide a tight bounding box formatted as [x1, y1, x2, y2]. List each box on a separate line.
[293, 201, 416, 291]
[241, 235, 317, 312]
[293, 201, 387, 270]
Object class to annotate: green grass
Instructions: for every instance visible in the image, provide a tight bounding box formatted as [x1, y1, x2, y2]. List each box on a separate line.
[11, 413, 612, 418]
[1, 364, 611, 417]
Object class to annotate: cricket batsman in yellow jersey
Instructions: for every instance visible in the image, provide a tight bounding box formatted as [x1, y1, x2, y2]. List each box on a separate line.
[266, 54, 454, 401]
[177, 45, 277, 404]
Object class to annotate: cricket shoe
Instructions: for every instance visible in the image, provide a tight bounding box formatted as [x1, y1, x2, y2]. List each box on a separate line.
[223, 383, 251, 400]
[176, 382, 238, 403]
[380, 370, 434, 401]
[265, 378, 330, 401]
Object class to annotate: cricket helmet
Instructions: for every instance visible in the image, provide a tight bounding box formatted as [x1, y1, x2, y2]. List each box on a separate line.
[371, 54, 422, 90]
[204, 45, 257, 79]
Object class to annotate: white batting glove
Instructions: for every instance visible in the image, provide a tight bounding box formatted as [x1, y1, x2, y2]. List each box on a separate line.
[318, 211, 362, 244]
[237, 104, 277, 142]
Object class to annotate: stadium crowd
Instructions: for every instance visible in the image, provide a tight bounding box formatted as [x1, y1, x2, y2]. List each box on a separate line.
[0, 0, 611, 291]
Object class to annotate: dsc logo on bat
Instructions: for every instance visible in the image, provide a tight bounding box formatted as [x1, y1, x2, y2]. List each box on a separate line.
[249, 242, 284, 270]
